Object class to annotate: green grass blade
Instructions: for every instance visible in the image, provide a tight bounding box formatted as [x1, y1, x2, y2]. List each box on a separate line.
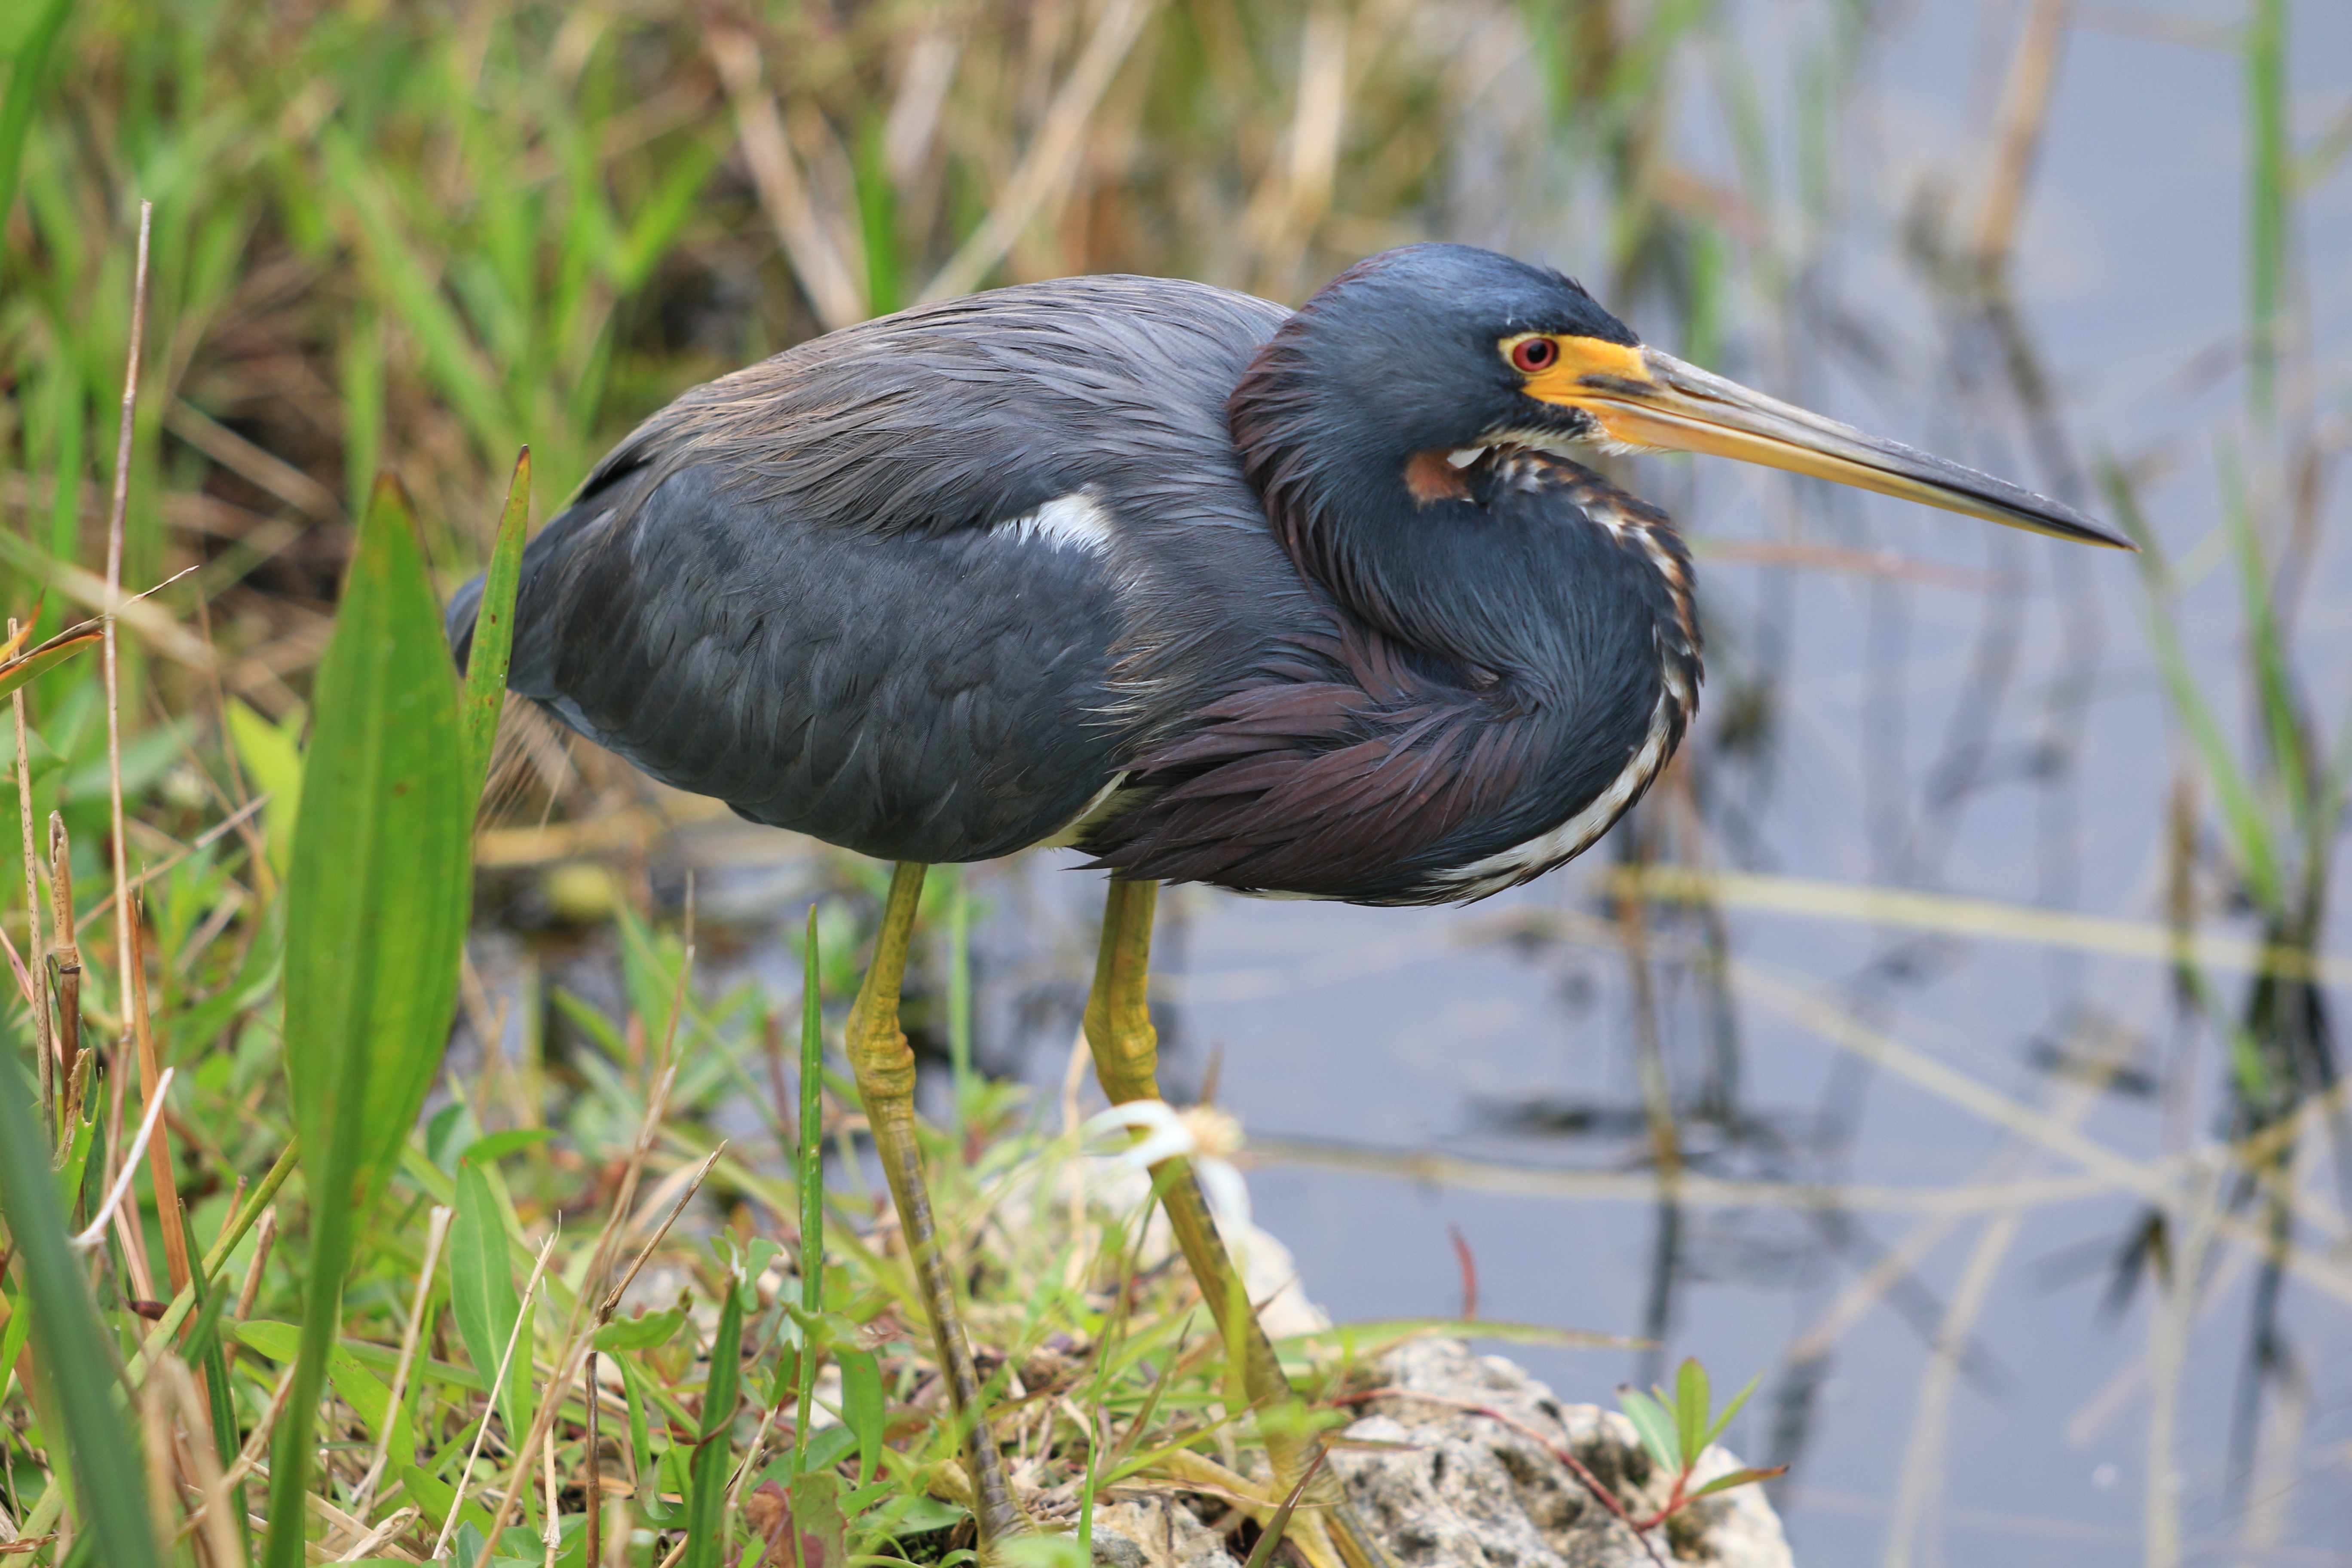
[2219, 444, 2311, 829]
[1700, 1370, 1763, 1453]
[188, 1259, 251, 1561]
[1239, 1448, 1329, 1568]
[451, 1157, 530, 1449]
[1690, 1464, 1787, 1500]
[461, 446, 530, 798]
[839, 1346, 884, 1486]
[0, 1044, 160, 1566]
[0, 0, 71, 242]
[319, 130, 514, 454]
[265, 475, 473, 1568]
[793, 905, 826, 1490]
[2104, 460, 2284, 913]
[2244, 0, 2286, 417]
[683, 1264, 746, 1567]
[224, 698, 303, 879]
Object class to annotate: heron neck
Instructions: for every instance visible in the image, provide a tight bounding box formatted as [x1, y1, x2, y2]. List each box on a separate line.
[1252, 455, 1672, 698]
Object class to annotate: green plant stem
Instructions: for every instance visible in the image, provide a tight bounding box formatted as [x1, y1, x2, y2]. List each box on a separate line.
[792, 905, 824, 1568]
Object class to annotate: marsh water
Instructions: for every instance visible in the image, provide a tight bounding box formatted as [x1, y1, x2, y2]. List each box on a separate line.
[502, 4, 2352, 1562]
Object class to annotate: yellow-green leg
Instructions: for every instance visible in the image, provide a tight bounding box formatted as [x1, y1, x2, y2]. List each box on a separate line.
[1082, 879, 1393, 1568]
[846, 862, 1026, 1548]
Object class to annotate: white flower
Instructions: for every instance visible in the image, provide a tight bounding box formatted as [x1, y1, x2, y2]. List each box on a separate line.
[1081, 1098, 1252, 1232]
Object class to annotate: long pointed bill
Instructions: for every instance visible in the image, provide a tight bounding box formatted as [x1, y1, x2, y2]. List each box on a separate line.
[1521, 341, 2133, 549]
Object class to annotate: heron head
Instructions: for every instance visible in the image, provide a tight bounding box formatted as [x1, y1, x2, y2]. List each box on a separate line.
[1255, 243, 2128, 550]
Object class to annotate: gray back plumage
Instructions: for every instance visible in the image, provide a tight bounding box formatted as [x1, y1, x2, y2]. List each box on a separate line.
[465, 276, 1304, 864]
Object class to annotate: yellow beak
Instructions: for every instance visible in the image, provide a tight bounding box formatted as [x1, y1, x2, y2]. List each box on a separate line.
[1518, 339, 2132, 550]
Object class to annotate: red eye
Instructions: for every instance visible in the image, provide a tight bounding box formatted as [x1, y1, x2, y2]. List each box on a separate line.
[1510, 337, 1559, 374]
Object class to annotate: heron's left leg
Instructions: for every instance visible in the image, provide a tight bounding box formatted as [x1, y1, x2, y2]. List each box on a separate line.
[1082, 878, 1393, 1568]
[845, 862, 1026, 1548]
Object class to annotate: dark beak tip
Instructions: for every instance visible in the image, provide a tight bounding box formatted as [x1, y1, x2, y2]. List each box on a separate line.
[2065, 513, 2138, 552]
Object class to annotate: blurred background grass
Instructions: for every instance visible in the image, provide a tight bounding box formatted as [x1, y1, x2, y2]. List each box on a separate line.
[0, 0, 2349, 1562]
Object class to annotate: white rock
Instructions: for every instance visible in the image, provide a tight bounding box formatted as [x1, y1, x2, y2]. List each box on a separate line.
[1330, 1338, 1794, 1568]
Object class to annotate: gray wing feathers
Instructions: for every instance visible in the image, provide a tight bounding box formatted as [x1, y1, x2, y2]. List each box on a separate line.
[484, 275, 1293, 864]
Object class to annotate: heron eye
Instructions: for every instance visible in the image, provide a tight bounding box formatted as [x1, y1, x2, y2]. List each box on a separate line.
[1509, 337, 1559, 374]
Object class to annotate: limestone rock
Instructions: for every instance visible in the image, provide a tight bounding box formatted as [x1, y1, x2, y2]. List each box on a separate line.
[1329, 1338, 1793, 1568]
[1090, 1498, 1248, 1568]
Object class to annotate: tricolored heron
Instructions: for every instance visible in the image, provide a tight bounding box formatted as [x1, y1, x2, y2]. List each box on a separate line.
[450, 243, 2125, 1566]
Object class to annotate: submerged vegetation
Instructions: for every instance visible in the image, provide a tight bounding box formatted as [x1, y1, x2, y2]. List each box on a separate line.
[0, 0, 2345, 1563]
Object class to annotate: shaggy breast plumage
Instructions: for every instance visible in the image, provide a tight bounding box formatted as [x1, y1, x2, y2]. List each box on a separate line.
[1082, 442, 1702, 905]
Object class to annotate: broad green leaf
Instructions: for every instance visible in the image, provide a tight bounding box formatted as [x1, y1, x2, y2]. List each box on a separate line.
[0, 1044, 160, 1567]
[596, 1304, 689, 1353]
[268, 475, 473, 1567]
[1000, 1531, 1091, 1568]
[838, 1347, 884, 1486]
[1689, 1464, 1787, 1499]
[787, 1467, 851, 1568]
[785, 1426, 859, 1476]
[460, 1127, 554, 1166]
[869, 1490, 968, 1538]
[1672, 1359, 1709, 1473]
[280, 474, 471, 1194]
[461, 447, 529, 796]
[683, 1270, 746, 1568]
[451, 1157, 533, 1445]
[1617, 1387, 1680, 1473]
[224, 698, 304, 877]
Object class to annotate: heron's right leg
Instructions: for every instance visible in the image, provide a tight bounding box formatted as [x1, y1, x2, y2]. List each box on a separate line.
[845, 862, 1025, 1548]
[1082, 878, 1393, 1568]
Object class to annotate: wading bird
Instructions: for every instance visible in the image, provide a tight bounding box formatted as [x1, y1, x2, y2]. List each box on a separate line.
[450, 244, 2125, 1568]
